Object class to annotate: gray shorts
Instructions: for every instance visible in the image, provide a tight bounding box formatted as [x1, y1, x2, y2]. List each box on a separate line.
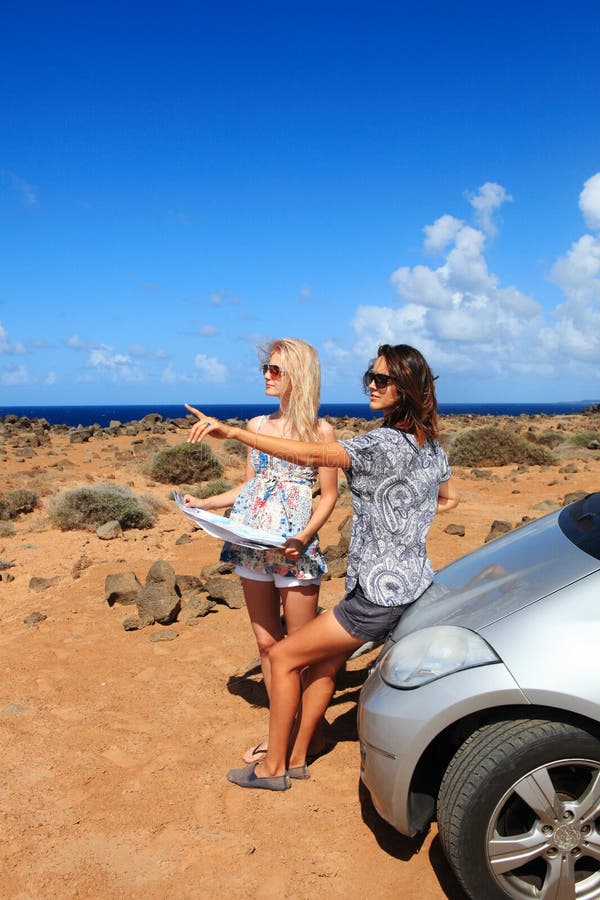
[333, 582, 405, 643]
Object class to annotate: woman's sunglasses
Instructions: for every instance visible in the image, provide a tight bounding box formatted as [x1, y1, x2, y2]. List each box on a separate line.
[363, 370, 394, 390]
[262, 364, 285, 378]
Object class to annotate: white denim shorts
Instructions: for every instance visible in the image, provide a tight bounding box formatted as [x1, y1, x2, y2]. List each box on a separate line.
[234, 564, 321, 590]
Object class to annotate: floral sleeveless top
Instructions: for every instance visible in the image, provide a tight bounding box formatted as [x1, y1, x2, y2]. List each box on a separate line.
[220, 417, 327, 579]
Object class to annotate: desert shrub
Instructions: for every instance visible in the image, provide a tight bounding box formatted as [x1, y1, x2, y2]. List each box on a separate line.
[0, 557, 15, 570]
[569, 430, 600, 447]
[0, 488, 40, 519]
[221, 438, 247, 461]
[146, 442, 223, 484]
[49, 483, 157, 531]
[0, 521, 15, 536]
[6, 488, 39, 516]
[525, 430, 563, 449]
[448, 426, 556, 467]
[191, 477, 233, 498]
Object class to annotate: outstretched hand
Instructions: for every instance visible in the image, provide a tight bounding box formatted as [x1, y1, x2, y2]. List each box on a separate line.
[185, 404, 235, 443]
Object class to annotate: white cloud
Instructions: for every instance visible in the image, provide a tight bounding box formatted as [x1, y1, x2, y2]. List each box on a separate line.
[86, 349, 144, 382]
[198, 324, 219, 337]
[128, 344, 168, 359]
[550, 234, 600, 303]
[160, 365, 196, 384]
[1, 363, 33, 385]
[2, 169, 37, 205]
[466, 182, 512, 236]
[68, 334, 94, 350]
[423, 214, 464, 254]
[323, 339, 351, 360]
[579, 173, 600, 231]
[194, 353, 227, 382]
[347, 183, 574, 386]
[0, 322, 27, 355]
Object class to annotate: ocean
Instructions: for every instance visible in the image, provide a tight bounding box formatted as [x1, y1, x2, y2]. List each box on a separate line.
[0, 401, 596, 428]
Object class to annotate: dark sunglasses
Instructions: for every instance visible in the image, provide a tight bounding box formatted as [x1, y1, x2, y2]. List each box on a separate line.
[262, 364, 285, 378]
[363, 370, 394, 390]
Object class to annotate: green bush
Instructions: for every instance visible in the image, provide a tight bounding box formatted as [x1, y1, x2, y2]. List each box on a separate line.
[49, 483, 158, 531]
[221, 438, 247, 460]
[448, 426, 556, 467]
[146, 442, 223, 484]
[525, 430, 563, 449]
[569, 431, 600, 447]
[0, 488, 40, 519]
[191, 477, 233, 499]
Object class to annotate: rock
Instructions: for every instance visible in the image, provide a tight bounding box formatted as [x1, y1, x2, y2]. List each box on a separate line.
[533, 499, 561, 512]
[149, 629, 178, 642]
[563, 491, 589, 506]
[71, 553, 93, 579]
[200, 561, 235, 579]
[178, 595, 217, 624]
[175, 533, 192, 545]
[24, 611, 47, 626]
[444, 523, 465, 537]
[69, 428, 92, 443]
[122, 616, 145, 631]
[471, 469, 492, 479]
[204, 575, 244, 609]
[559, 464, 579, 474]
[175, 574, 203, 594]
[484, 520, 512, 543]
[1, 572, 15, 582]
[325, 556, 348, 579]
[105, 572, 143, 606]
[337, 515, 352, 551]
[588, 440, 600, 450]
[29, 576, 60, 592]
[136, 560, 181, 625]
[96, 520, 123, 540]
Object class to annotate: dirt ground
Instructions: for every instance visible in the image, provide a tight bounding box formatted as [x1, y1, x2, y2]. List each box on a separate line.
[1, 415, 599, 898]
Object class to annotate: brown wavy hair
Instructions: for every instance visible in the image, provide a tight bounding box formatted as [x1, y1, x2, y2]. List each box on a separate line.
[373, 344, 439, 446]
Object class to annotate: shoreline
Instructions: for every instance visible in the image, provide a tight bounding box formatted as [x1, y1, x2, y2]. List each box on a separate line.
[1, 398, 599, 429]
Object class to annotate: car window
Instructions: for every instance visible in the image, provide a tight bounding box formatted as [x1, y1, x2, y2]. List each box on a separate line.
[558, 492, 600, 560]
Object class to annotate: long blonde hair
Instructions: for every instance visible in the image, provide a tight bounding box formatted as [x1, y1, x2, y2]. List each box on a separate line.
[261, 338, 321, 442]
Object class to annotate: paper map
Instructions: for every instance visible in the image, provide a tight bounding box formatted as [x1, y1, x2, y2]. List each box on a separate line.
[173, 491, 286, 550]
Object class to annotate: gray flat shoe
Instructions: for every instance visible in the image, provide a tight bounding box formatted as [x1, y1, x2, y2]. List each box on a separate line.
[227, 762, 291, 791]
[288, 764, 310, 780]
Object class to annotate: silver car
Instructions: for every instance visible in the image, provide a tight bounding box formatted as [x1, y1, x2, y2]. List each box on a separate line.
[358, 491, 600, 900]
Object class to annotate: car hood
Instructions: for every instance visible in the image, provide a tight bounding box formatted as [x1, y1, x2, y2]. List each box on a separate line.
[390, 509, 600, 641]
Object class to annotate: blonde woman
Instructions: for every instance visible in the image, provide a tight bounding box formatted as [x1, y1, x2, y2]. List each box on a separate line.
[184, 338, 338, 763]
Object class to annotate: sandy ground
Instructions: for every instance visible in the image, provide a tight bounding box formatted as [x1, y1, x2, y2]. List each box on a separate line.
[1, 414, 599, 899]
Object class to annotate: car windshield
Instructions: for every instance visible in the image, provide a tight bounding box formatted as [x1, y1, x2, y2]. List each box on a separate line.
[558, 492, 600, 561]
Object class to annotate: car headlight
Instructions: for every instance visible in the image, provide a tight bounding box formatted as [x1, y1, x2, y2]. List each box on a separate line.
[379, 626, 500, 689]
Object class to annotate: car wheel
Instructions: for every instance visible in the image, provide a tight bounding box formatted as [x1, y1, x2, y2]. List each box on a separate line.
[437, 718, 600, 900]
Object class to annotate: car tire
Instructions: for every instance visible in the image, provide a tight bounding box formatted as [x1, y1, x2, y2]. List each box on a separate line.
[437, 718, 600, 900]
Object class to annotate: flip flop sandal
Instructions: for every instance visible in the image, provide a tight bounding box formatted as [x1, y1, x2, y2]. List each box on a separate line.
[242, 743, 268, 764]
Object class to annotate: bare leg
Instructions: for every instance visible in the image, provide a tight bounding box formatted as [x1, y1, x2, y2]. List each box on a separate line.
[287, 652, 347, 768]
[255, 610, 364, 777]
[240, 577, 282, 699]
[280, 583, 325, 755]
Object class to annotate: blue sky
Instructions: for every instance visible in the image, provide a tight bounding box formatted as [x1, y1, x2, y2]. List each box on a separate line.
[2, 0, 600, 406]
